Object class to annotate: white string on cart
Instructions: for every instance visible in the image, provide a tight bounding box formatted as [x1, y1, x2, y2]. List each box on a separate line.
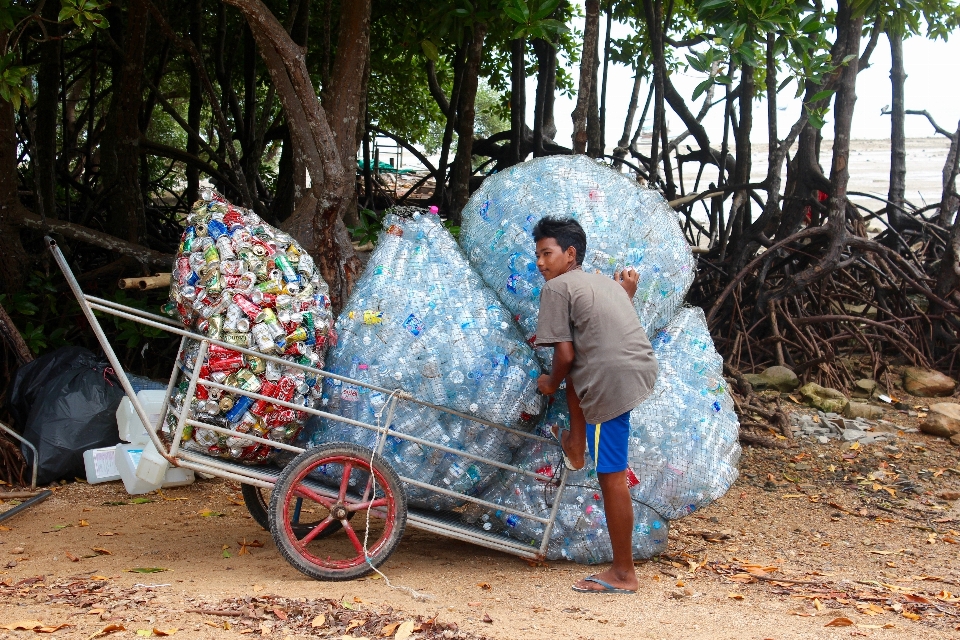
[359, 389, 434, 601]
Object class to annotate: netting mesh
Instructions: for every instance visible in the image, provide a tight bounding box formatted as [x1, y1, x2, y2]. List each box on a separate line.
[456, 156, 739, 538]
[304, 209, 544, 509]
[164, 189, 334, 463]
[459, 155, 696, 366]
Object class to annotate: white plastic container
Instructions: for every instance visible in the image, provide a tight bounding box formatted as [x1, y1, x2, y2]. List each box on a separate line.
[115, 442, 195, 495]
[135, 443, 171, 485]
[83, 446, 121, 484]
[116, 391, 167, 444]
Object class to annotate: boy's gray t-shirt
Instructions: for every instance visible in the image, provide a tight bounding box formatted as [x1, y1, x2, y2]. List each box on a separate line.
[534, 268, 658, 424]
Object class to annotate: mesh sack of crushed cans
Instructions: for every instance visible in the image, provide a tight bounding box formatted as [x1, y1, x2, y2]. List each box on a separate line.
[303, 207, 544, 509]
[163, 188, 334, 463]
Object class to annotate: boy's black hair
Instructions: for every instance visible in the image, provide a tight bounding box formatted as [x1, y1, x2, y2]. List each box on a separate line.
[532, 217, 587, 265]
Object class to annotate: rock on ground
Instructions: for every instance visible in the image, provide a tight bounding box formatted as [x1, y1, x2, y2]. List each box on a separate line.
[743, 366, 799, 392]
[799, 382, 849, 414]
[844, 401, 884, 420]
[902, 367, 957, 398]
[921, 402, 960, 438]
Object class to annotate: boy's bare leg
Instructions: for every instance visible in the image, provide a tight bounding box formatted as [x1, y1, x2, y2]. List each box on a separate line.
[559, 379, 586, 469]
[573, 470, 639, 592]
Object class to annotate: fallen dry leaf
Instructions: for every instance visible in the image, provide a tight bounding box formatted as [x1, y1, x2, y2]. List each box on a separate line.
[477, 582, 491, 590]
[65, 551, 79, 562]
[345, 619, 364, 632]
[97, 532, 118, 537]
[79, 520, 89, 527]
[36, 623, 71, 633]
[395, 619, 416, 640]
[379, 621, 398, 636]
[825, 617, 854, 627]
[727, 593, 744, 600]
[152, 628, 177, 636]
[92, 548, 112, 556]
[310, 615, 326, 629]
[0, 525, 10, 531]
[902, 611, 921, 621]
[482, 613, 493, 624]
[814, 598, 823, 611]
[0, 620, 45, 631]
[272, 608, 287, 621]
[789, 610, 815, 617]
[87, 623, 125, 639]
[252, 584, 264, 593]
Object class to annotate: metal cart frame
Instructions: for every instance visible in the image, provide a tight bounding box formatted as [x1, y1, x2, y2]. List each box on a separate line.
[49, 237, 568, 580]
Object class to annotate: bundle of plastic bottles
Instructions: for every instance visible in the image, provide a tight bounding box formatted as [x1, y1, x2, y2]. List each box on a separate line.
[459, 155, 696, 366]
[462, 389, 670, 563]
[163, 188, 335, 463]
[455, 157, 740, 561]
[467, 307, 739, 561]
[307, 208, 544, 508]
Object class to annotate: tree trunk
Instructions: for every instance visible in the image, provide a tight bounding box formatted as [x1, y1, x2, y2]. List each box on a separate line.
[886, 28, 907, 231]
[726, 61, 754, 253]
[434, 44, 466, 208]
[571, 0, 600, 154]
[34, 0, 60, 221]
[938, 121, 960, 227]
[225, 0, 361, 310]
[617, 72, 643, 151]
[643, 0, 667, 182]
[586, 56, 602, 158]
[100, 0, 149, 244]
[320, 0, 370, 230]
[771, 3, 864, 302]
[598, 3, 613, 154]
[186, 0, 202, 207]
[0, 66, 29, 294]
[532, 37, 557, 156]
[450, 21, 487, 217]
[509, 38, 526, 166]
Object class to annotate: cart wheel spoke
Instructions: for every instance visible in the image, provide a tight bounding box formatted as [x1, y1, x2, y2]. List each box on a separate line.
[341, 520, 366, 557]
[359, 475, 375, 504]
[338, 462, 353, 501]
[298, 516, 335, 546]
[346, 497, 389, 513]
[292, 485, 335, 509]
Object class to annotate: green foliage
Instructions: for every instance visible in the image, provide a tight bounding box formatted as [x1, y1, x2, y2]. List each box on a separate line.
[0, 0, 109, 108]
[501, 0, 569, 40]
[348, 208, 387, 246]
[57, 0, 110, 36]
[0, 53, 32, 110]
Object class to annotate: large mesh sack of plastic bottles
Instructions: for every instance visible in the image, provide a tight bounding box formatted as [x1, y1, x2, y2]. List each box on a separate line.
[163, 188, 334, 463]
[459, 154, 696, 366]
[305, 207, 544, 508]
[468, 307, 738, 562]
[457, 156, 740, 562]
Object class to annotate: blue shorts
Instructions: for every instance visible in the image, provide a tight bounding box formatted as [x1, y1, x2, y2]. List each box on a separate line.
[586, 411, 630, 474]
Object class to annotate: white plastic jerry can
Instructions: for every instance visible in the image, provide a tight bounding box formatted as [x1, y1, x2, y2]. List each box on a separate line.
[115, 442, 195, 495]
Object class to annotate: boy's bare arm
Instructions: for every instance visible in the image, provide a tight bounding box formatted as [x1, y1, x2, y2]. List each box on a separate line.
[537, 341, 574, 395]
[614, 268, 639, 299]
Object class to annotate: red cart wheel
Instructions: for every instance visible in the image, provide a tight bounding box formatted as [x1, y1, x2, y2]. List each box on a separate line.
[269, 443, 406, 581]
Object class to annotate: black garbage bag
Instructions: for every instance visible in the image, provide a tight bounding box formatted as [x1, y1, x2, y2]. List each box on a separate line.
[13, 348, 126, 485]
[7, 346, 95, 429]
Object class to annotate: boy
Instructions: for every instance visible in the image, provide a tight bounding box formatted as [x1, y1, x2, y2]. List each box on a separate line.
[532, 216, 658, 594]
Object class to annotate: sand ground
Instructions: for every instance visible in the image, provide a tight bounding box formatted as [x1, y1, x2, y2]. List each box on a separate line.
[1, 391, 959, 640]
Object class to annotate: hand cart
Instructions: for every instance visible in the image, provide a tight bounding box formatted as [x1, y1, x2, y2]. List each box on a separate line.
[49, 237, 569, 581]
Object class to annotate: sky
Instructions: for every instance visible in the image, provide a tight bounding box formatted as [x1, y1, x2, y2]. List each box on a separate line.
[532, 19, 960, 151]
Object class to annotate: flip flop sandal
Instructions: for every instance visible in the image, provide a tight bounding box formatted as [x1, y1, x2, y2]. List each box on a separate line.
[571, 576, 637, 594]
[550, 424, 584, 472]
